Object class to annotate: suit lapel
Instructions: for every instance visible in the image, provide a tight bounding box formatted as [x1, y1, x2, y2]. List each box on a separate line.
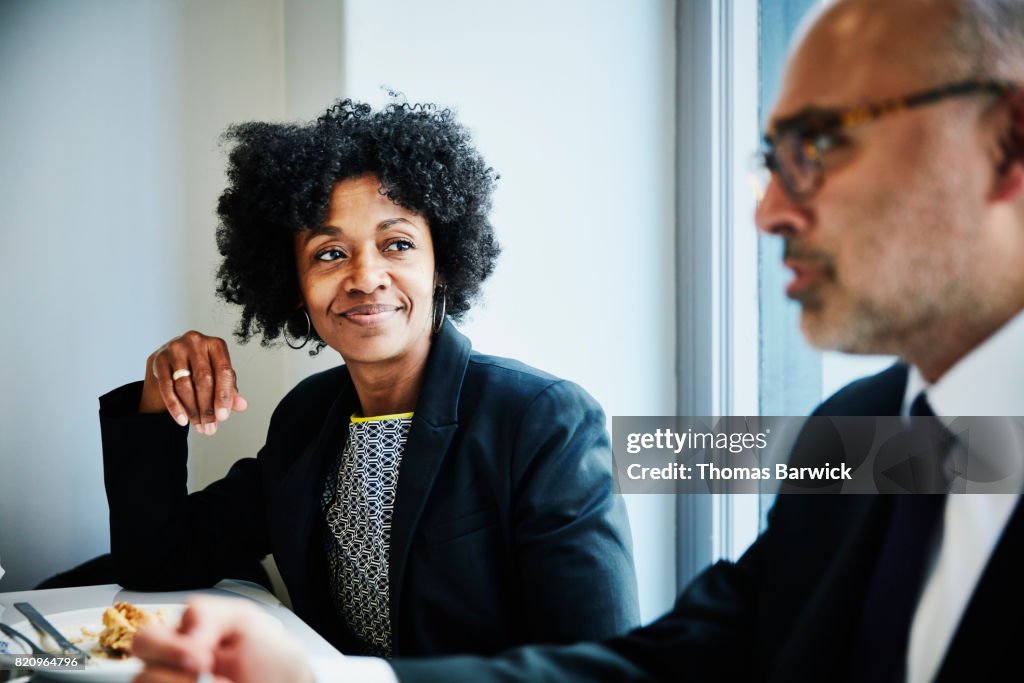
[387, 320, 471, 653]
[812, 363, 908, 417]
[769, 364, 908, 678]
[767, 497, 890, 681]
[275, 372, 358, 630]
[935, 496, 1024, 681]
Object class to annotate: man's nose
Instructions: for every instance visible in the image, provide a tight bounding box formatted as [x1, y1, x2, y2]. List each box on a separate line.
[754, 174, 812, 239]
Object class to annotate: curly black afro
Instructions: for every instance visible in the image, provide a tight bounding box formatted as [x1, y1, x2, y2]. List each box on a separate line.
[215, 98, 501, 354]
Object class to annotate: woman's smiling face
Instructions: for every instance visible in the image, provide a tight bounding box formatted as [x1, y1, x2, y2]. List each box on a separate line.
[294, 174, 436, 368]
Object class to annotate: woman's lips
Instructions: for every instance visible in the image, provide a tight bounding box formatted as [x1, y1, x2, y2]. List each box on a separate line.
[336, 303, 404, 327]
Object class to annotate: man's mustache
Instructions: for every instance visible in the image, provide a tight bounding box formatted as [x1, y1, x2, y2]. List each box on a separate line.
[783, 242, 836, 273]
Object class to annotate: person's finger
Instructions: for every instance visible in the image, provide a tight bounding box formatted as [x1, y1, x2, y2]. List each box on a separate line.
[177, 331, 219, 434]
[151, 352, 191, 427]
[163, 342, 202, 430]
[131, 624, 211, 674]
[177, 597, 287, 663]
[208, 339, 242, 424]
[169, 598, 310, 683]
[178, 596, 267, 644]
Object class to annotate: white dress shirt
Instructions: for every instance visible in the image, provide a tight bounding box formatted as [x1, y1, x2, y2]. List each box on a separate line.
[904, 308, 1024, 683]
[311, 654, 398, 683]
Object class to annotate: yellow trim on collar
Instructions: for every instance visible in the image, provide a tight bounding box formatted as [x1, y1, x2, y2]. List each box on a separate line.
[350, 411, 414, 423]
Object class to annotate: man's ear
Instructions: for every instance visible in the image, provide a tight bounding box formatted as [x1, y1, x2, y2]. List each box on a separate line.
[990, 89, 1024, 202]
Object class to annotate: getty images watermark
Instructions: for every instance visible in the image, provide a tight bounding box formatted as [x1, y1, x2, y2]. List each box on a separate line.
[612, 416, 1024, 494]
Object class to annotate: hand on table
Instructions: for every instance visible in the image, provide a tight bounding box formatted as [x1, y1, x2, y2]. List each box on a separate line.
[139, 331, 248, 435]
[132, 596, 313, 683]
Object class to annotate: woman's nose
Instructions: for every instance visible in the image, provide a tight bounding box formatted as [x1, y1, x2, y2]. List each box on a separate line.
[345, 249, 390, 293]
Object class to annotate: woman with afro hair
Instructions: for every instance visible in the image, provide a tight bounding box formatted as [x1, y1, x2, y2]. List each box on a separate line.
[99, 99, 639, 659]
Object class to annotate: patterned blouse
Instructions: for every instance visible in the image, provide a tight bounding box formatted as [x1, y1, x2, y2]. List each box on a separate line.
[322, 412, 412, 657]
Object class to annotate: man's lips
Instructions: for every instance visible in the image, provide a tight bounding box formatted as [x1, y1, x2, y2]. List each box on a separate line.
[783, 258, 831, 299]
[782, 259, 823, 296]
[781, 242, 836, 300]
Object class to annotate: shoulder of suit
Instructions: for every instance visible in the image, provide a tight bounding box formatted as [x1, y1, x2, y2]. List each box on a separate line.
[812, 363, 908, 416]
[464, 351, 595, 405]
[273, 364, 349, 416]
[467, 351, 559, 386]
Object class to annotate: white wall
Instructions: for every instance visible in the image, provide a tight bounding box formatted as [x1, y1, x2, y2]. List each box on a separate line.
[0, 0, 678, 623]
[328, 0, 679, 622]
[0, 0, 291, 591]
[0, 0, 186, 590]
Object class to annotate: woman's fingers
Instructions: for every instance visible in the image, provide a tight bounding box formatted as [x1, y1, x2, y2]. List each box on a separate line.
[188, 356, 217, 434]
[175, 332, 238, 435]
[150, 353, 192, 427]
[210, 341, 241, 424]
[139, 331, 247, 434]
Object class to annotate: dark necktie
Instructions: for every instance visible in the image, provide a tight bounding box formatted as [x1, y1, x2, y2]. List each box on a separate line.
[849, 393, 948, 682]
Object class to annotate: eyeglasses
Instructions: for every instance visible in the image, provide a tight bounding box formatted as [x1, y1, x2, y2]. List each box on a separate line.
[756, 79, 1016, 202]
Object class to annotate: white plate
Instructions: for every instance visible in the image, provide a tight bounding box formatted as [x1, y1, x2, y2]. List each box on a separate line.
[6, 604, 185, 682]
[0, 631, 29, 656]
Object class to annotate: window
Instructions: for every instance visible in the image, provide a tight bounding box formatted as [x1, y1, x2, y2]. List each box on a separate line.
[676, 0, 892, 588]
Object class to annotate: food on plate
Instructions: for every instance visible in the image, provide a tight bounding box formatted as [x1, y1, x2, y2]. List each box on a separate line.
[97, 602, 167, 657]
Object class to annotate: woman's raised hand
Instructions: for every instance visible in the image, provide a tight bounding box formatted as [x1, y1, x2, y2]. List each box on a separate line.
[139, 331, 248, 435]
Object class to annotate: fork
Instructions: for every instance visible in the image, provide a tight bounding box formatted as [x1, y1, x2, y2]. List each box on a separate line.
[0, 622, 47, 656]
[1, 622, 44, 683]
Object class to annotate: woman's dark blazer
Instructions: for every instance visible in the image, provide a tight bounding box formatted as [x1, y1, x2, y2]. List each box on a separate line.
[100, 320, 640, 657]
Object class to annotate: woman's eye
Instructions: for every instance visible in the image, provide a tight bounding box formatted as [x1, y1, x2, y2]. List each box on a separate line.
[316, 248, 346, 262]
[384, 240, 414, 253]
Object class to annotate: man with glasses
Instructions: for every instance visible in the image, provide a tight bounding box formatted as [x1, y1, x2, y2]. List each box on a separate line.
[132, 0, 1024, 681]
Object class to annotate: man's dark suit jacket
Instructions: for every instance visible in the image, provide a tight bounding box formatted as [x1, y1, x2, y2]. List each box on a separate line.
[100, 321, 639, 657]
[390, 364, 1024, 681]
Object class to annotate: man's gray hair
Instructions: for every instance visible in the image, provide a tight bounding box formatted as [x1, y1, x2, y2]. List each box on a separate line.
[946, 0, 1024, 80]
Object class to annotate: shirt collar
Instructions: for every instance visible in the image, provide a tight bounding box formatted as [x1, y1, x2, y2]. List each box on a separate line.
[903, 307, 1024, 417]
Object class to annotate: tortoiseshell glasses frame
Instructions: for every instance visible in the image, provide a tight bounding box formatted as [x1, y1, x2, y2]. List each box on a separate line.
[757, 79, 1016, 202]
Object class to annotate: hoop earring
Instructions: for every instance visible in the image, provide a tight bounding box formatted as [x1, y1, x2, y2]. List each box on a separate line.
[285, 309, 312, 350]
[432, 284, 447, 334]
